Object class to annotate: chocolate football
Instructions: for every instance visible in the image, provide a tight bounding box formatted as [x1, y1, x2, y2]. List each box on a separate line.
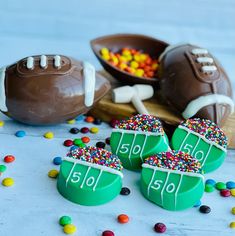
[0, 55, 111, 125]
[158, 44, 234, 126]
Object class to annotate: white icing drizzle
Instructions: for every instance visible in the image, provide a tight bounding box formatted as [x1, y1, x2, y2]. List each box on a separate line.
[63, 157, 123, 178]
[191, 48, 208, 55]
[196, 57, 214, 64]
[83, 61, 96, 107]
[142, 164, 204, 179]
[40, 55, 47, 68]
[0, 67, 7, 112]
[112, 128, 163, 136]
[158, 43, 187, 62]
[54, 55, 61, 68]
[26, 57, 34, 69]
[201, 65, 217, 73]
[178, 125, 227, 152]
[182, 94, 234, 120]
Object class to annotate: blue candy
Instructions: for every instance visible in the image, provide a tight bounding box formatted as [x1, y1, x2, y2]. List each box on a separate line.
[193, 200, 201, 208]
[53, 156, 62, 165]
[15, 130, 26, 138]
[75, 115, 84, 121]
[226, 181, 235, 189]
[70, 146, 78, 151]
[205, 179, 216, 186]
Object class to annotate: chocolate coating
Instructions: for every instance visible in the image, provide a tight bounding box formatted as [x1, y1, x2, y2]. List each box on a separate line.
[2, 55, 110, 125]
[158, 44, 233, 126]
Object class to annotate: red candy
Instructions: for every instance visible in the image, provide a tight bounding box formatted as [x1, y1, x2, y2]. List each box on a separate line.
[220, 189, 231, 197]
[154, 223, 166, 233]
[63, 139, 74, 147]
[80, 127, 90, 134]
[102, 230, 115, 236]
[105, 137, 110, 145]
[110, 119, 119, 128]
[4, 155, 15, 163]
[81, 136, 90, 143]
[117, 214, 129, 224]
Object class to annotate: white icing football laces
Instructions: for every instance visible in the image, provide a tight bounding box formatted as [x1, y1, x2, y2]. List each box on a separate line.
[196, 57, 214, 64]
[54, 55, 61, 68]
[26, 57, 34, 70]
[191, 48, 208, 55]
[182, 94, 235, 119]
[40, 55, 47, 68]
[0, 67, 7, 112]
[83, 61, 96, 107]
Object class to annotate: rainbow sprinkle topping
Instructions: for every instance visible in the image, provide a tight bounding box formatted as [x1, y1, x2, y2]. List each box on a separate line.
[180, 118, 227, 149]
[115, 114, 164, 134]
[145, 150, 202, 174]
[67, 146, 123, 171]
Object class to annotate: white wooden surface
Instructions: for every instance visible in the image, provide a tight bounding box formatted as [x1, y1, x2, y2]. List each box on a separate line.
[0, 0, 235, 235]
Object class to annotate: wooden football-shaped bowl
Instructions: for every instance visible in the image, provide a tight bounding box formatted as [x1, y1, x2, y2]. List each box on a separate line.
[90, 34, 169, 85]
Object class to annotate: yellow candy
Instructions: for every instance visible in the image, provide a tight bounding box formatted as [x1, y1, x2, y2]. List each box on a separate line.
[90, 127, 99, 134]
[122, 50, 131, 57]
[111, 56, 119, 66]
[101, 54, 110, 61]
[119, 56, 128, 63]
[100, 47, 109, 55]
[135, 69, 144, 77]
[231, 207, 235, 215]
[48, 169, 59, 178]
[152, 63, 159, 70]
[231, 188, 235, 196]
[44, 132, 54, 139]
[2, 177, 14, 187]
[139, 54, 147, 62]
[0, 120, 4, 127]
[134, 54, 141, 62]
[230, 222, 235, 229]
[124, 54, 132, 62]
[119, 63, 127, 70]
[130, 61, 139, 69]
[67, 119, 76, 124]
[63, 224, 77, 234]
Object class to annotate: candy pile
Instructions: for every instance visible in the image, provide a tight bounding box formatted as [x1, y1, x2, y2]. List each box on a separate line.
[67, 146, 123, 172]
[180, 118, 228, 149]
[59, 215, 77, 234]
[1, 155, 15, 187]
[144, 150, 203, 174]
[116, 114, 164, 134]
[100, 47, 159, 78]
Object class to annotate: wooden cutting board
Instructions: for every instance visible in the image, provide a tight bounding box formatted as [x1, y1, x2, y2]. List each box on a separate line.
[90, 71, 235, 149]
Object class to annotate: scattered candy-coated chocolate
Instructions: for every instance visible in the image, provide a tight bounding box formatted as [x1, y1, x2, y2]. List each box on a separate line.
[44, 131, 54, 139]
[64, 140, 74, 147]
[53, 157, 62, 165]
[48, 169, 59, 178]
[110, 119, 119, 128]
[226, 181, 235, 189]
[81, 137, 90, 143]
[67, 119, 76, 124]
[102, 230, 115, 236]
[96, 141, 106, 149]
[205, 184, 215, 193]
[120, 187, 131, 196]
[75, 115, 84, 121]
[80, 127, 90, 134]
[231, 189, 235, 196]
[154, 223, 167, 233]
[220, 189, 231, 197]
[199, 205, 211, 214]
[85, 116, 95, 123]
[90, 127, 99, 134]
[205, 179, 216, 186]
[0, 164, 7, 174]
[93, 118, 102, 125]
[73, 138, 83, 146]
[105, 137, 110, 145]
[117, 214, 129, 224]
[15, 130, 26, 137]
[0, 120, 4, 127]
[231, 207, 235, 215]
[230, 222, 235, 229]
[4, 155, 15, 163]
[215, 182, 227, 190]
[63, 224, 77, 234]
[69, 128, 80, 134]
[59, 216, 72, 226]
[2, 177, 14, 187]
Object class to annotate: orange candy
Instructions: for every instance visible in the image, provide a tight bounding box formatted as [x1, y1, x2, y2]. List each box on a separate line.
[117, 214, 129, 224]
[81, 137, 90, 143]
[85, 116, 95, 123]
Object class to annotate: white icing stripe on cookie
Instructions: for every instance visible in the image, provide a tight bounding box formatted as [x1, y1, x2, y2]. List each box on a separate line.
[191, 48, 208, 55]
[83, 61, 96, 107]
[40, 55, 47, 68]
[182, 94, 234, 120]
[158, 43, 187, 62]
[54, 55, 61, 68]
[196, 57, 214, 64]
[0, 67, 7, 112]
[112, 128, 163, 136]
[178, 125, 227, 152]
[174, 174, 183, 210]
[142, 164, 204, 179]
[26, 57, 34, 69]
[63, 157, 123, 178]
[201, 65, 217, 73]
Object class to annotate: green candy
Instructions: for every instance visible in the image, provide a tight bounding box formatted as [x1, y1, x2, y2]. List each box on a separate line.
[73, 138, 83, 146]
[0, 165, 7, 173]
[215, 182, 226, 190]
[59, 216, 72, 226]
[205, 184, 215, 193]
